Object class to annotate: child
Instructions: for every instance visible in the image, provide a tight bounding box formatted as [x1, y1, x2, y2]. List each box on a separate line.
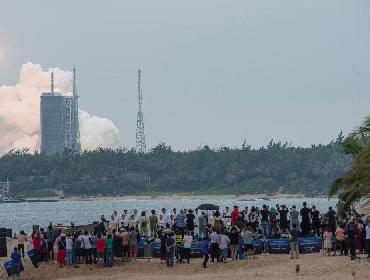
[323, 227, 333, 256]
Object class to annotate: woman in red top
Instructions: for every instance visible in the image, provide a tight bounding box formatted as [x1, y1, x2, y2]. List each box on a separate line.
[96, 233, 105, 265]
[231, 206, 239, 225]
[32, 234, 42, 268]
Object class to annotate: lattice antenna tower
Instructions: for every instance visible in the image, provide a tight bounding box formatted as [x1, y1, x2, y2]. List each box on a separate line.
[136, 69, 146, 153]
[72, 66, 81, 152]
[51, 69, 54, 93]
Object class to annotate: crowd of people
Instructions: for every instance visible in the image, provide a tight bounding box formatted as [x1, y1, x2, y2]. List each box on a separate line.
[8, 202, 370, 276]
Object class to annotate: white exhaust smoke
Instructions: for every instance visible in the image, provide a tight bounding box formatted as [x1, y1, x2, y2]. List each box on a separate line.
[0, 62, 120, 154]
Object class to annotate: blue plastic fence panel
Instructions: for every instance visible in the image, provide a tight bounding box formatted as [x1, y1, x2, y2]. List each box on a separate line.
[297, 237, 321, 254]
[267, 238, 290, 254]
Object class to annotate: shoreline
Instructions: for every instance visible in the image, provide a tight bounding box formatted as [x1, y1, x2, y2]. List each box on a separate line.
[26, 193, 330, 202]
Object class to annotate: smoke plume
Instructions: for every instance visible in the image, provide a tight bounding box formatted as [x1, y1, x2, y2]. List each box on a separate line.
[0, 62, 120, 154]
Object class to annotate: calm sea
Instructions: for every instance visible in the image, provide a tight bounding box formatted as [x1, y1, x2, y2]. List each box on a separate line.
[0, 197, 337, 234]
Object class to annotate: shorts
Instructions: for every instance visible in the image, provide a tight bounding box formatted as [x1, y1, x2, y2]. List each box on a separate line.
[48, 242, 53, 251]
[244, 244, 254, 251]
[97, 251, 104, 259]
[221, 248, 229, 257]
[230, 245, 239, 252]
[122, 245, 129, 254]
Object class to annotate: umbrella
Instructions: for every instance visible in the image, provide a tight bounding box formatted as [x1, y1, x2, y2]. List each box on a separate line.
[196, 203, 219, 211]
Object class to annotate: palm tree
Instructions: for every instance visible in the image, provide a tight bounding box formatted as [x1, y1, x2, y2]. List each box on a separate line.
[329, 116, 370, 215]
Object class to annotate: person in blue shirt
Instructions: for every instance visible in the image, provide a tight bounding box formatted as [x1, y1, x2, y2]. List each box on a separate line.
[289, 224, 299, 259]
[200, 238, 210, 268]
[90, 231, 98, 264]
[11, 247, 22, 277]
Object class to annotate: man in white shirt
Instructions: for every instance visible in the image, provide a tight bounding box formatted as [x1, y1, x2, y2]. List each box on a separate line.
[217, 232, 230, 263]
[81, 231, 92, 264]
[162, 208, 171, 228]
[181, 231, 193, 264]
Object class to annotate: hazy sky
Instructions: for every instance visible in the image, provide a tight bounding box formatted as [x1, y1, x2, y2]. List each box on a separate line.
[1, 0, 369, 150]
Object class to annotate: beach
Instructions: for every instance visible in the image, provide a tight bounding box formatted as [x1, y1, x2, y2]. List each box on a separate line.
[32, 193, 313, 202]
[6, 251, 370, 280]
[2, 238, 369, 280]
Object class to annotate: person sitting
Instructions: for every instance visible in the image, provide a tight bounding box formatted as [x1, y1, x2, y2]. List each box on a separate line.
[11, 247, 22, 278]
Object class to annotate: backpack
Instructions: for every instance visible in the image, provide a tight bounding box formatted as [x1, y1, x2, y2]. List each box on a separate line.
[74, 239, 81, 250]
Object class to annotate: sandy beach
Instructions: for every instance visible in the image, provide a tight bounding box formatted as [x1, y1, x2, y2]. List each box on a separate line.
[2, 239, 369, 280]
[31, 193, 314, 202]
[5, 252, 370, 280]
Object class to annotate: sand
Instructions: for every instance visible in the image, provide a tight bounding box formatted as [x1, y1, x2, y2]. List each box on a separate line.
[2, 238, 369, 280]
[30, 193, 313, 202]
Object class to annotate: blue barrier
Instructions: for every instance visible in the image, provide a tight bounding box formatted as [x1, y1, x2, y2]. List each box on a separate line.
[26, 249, 34, 259]
[298, 237, 321, 254]
[252, 239, 264, 255]
[267, 238, 290, 254]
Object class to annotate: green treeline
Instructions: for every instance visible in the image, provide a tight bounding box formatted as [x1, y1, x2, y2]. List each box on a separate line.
[0, 137, 352, 197]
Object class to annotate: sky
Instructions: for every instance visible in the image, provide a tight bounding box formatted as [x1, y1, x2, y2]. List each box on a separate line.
[0, 0, 369, 151]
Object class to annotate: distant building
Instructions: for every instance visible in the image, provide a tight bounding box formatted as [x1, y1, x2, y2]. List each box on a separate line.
[40, 92, 65, 155]
[40, 69, 81, 155]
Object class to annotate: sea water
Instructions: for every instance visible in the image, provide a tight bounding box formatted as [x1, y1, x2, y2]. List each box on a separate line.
[1, 197, 336, 234]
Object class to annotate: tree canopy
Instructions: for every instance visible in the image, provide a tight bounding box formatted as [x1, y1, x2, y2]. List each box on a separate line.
[329, 117, 370, 214]
[0, 137, 352, 197]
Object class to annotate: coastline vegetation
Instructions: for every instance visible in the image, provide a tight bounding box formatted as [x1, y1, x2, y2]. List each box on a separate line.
[0, 135, 351, 198]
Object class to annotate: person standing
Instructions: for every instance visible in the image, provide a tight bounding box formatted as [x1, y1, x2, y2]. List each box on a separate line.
[65, 233, 73, 266]
[278, 205, 289, 234]
[81, 231, 92, 264]
[165, 232, 176, 267]
[175, 210, 186, 237]
[355, 219, 363, 253]
[104, 233, 113, 267]
[290, 206, 300, 232]
[57, 235, 66, 268]
[96, 233, 105, 266]
[138, 211, 150, 237]
[120, 228, 129, 262]
[335, 224, 347, 256]
[260, 205, 270, 237]
[149, 210, 159, 237]
[323, 227, 333, 256]
[181, 231, 193, 264]
[347, 223, 356, 259]
[289, 224, 299, 259]
[327, 207, 337, 233]
[311, 206, 321, 237]
[90, 231, 97, 264]
[186, 210, 195, 235]
[17, 231, 27, 258]
[32, 234, 41, 268]
[231, 206, 240, 226]
[300, 202, 311, 237]
[198, 212, 207, 238]
[128, 227, 138, 260]
[242, 227, 255, 259]
[229, 225, 240, 260]
[365, 216, 370, 258]
[209, 228, 219, 262]
[218, 231, 230, 263]
[200, 237, 210, 268]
